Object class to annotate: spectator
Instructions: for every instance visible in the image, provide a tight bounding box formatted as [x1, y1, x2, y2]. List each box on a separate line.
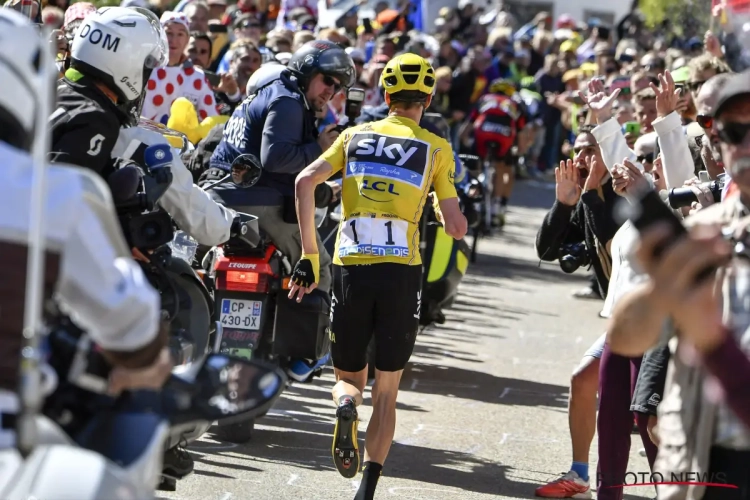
[187, 31, 212, 69]
[633, 87, 658, 134]
[142, 11, 218, 124]
[184, 1, 209, 32]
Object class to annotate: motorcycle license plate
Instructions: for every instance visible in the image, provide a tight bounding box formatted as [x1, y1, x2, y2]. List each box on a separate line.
[219, 298, 262, 330]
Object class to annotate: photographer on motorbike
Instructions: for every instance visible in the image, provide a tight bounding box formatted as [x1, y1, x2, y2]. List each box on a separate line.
[205, 40, 356, 294]
[0, 9, 169, 449]
[50, 6, 237, 247]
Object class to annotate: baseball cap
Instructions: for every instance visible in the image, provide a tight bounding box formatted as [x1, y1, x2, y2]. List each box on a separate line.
[714, 71, 750, 120]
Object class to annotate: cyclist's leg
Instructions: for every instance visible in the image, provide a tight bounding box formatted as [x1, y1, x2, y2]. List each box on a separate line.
[329, 264, 375, 478]
[354, 264, 421, 500]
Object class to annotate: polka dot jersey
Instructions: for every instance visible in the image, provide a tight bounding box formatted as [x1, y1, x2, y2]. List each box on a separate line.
[142, 61, 219, 125]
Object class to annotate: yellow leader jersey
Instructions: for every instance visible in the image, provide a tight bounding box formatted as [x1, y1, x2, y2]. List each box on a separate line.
[319, 115, 458, 266]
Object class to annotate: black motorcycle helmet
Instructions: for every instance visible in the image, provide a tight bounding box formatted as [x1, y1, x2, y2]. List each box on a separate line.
[287, 40, 356, 91]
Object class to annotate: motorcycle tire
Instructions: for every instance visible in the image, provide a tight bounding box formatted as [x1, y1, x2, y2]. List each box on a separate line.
[470, 227, 480, 263]
[168, 272, 212, 360]
[214, 418, 256, 444]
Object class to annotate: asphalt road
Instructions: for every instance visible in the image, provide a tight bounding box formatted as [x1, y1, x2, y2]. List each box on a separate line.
[162, 179, 654, 500]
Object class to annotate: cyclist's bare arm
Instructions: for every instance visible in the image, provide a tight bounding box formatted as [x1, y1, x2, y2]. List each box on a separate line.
[295, 158, 334, 255]
[438, 197, 468, 240]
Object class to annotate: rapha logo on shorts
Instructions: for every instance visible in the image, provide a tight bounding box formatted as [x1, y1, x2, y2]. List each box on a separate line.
[346, 133, 429, 188]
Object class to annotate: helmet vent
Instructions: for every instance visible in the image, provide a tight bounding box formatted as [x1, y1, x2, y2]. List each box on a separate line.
[403, 74, 418, 84]
[399, 64, 421, 72]
[384, 75, 398, 86]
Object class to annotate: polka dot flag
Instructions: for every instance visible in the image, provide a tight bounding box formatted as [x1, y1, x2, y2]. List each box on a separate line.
[142, 61, 218, 125]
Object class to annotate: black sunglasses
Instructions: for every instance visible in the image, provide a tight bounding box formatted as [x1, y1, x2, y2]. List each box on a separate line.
[717, 121, 750, 145]
[322, 74, 343, 93]
[637, 152, 654, 163]
[697, 114, 714, 129]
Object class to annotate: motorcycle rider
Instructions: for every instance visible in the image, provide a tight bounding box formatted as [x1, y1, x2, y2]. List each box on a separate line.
[50, 6, 236, 247]
[49, 6, 237, 480]
[206, 40, 356, 297]
[0, 8, 169, 450]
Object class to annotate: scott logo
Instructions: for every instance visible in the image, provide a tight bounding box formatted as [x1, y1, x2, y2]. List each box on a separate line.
[228, 262, 256, 269]
[354, 137, 418, 167]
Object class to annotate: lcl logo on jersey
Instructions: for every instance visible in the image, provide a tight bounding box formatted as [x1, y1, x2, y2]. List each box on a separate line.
[346, 133, 429, 190]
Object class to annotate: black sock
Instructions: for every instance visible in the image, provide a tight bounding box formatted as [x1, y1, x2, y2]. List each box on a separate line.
[500, 196, 509, 206]
[354, 462, 382, 500]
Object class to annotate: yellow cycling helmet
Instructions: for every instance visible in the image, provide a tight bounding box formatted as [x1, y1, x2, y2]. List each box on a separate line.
[380, 53, 436, 101]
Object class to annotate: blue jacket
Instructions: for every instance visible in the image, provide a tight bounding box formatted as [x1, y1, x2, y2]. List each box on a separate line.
[210, 70, 322, 196]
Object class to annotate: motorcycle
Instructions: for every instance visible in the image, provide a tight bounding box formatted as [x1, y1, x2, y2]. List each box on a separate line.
[193, 155, 331, 444]
[3, 342, 285, 500]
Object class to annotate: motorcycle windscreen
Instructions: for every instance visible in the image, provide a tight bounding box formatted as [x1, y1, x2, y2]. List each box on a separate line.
[74, 413, 165, 467]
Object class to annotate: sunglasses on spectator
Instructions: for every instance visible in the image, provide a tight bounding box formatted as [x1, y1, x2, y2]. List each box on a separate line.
[687, 80, 706, 93]
[637, 153, 654, 163]
[716, 121, 750, 145]
[322, 74, 342, 93]
[697, 114, 714, 129]
[188, 47, 210, 55]
[239, 21, 260, 29]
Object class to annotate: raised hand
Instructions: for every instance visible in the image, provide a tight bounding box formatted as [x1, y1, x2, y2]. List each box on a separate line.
[555, 159, 582, 206]
[579, 78, 621, 124]
[650, 71, 680, 118]
[583, 155, 607, 191]
[612, 158, 649, 196]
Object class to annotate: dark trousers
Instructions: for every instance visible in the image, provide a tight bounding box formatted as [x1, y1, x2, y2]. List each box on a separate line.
[596, 343, 659, 500]
[703, 447, 750, 500]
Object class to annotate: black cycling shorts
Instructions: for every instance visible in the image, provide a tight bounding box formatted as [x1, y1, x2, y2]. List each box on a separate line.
[329, 263, 422, 373]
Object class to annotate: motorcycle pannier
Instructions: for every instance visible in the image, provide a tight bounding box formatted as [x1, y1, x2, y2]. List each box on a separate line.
[272, 289, 330, 360]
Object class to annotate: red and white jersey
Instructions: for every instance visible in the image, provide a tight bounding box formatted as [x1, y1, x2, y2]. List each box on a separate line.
[142, 60, 218, 125]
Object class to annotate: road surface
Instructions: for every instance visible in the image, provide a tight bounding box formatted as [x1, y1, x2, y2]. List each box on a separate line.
[163, 179, 654, 500]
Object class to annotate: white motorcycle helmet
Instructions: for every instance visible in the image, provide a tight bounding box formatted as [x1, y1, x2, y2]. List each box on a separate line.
[70, 6, 168, 125]
[0, 9, 55, 151]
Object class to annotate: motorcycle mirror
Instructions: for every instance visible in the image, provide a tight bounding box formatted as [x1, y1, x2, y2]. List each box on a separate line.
[191, 354, 286, 425]
[230, 155, 263, 188]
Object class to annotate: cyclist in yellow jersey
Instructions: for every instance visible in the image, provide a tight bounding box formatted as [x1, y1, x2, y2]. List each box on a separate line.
[288, 53, 467, 500]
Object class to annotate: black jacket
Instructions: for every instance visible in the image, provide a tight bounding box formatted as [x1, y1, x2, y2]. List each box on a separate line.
[50, 72, 130, 180]
[535, 179, 621, 298]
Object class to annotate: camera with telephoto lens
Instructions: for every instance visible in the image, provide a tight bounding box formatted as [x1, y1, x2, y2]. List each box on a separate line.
[334, 87, 366, 133]
[559, 242, 591, 274]
[667, 173, 727, 209]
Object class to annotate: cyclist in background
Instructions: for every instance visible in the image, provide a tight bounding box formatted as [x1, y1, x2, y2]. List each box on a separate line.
[288, 53, 467, 500]
[517, 76, 544, 178]
[460, 78, 527, 227]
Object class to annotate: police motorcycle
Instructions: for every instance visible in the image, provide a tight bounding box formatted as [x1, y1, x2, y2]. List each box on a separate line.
[6, 326, 286, 500]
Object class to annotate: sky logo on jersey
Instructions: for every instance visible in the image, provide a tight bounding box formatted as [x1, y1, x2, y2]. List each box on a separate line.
[347, 134, 429, 188]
